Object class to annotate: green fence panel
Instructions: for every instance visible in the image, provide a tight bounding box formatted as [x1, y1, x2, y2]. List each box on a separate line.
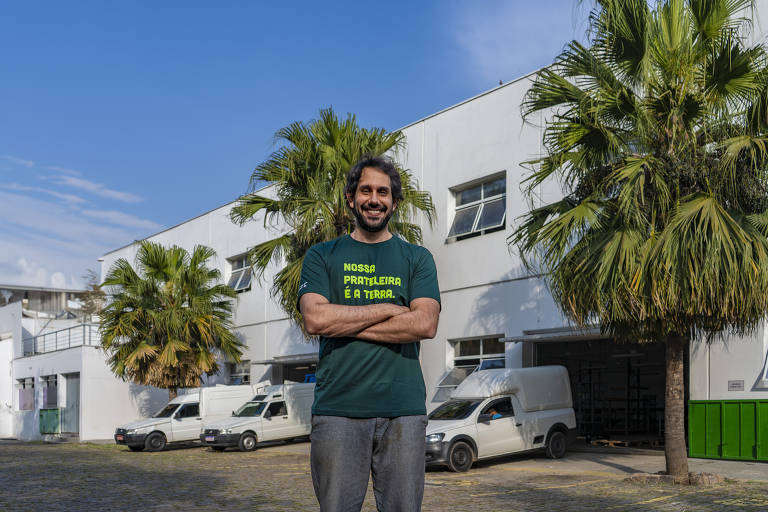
[759, 402, 768, 460]
[688, 402, 707, 458]
[705, 402, 722, 457]
[689, 400, 768, 462]
[39, 408, 60, 434]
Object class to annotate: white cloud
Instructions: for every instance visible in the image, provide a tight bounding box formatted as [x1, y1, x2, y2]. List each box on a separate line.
[0, 155, 35, 168]
[1, 183, 86, 205]
[45, 165, 82, 176]
[50, 175, 143, 203]
[0, 190, 161, 289]
[81, 209, 163, 230]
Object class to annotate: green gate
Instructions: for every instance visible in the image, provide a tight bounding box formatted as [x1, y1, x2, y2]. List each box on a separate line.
[688, 400, 768, 461]
[39, 408, 60, 435]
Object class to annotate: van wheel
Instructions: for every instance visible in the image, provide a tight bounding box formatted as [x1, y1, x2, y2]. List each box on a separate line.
[144, 432, 166, 452]
[447, 441, 474, 472]
[546, 430, 567, 459]
[239, 433, 257, 452]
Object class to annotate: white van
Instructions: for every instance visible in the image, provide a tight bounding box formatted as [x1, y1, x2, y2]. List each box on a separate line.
[425, 366, 576, 472]
[114, 384, 263, 452]
[200, 383, 315, 451]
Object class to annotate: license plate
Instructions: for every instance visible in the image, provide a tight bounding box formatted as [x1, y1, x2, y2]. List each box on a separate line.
[205, 436, 215, 442]
[116, 435, 124, 441]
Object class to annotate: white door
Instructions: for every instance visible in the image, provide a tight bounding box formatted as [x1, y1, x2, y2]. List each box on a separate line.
[475, 397, 524, 458]
[260, 401, 292, 441]
[172, 403, 202, 442]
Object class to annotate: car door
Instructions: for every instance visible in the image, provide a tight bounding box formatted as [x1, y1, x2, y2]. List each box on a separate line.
[475, 397, 524, 458]
[171, 402, 202, 442]
[260, 401, 291, 441]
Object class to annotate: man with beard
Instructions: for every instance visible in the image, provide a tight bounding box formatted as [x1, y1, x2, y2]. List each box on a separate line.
[298, 155, 441, 512]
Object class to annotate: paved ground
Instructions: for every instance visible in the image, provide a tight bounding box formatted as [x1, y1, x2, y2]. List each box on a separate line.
[0, 440, 766, 511]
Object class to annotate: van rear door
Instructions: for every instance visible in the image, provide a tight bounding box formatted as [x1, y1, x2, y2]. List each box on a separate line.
[475, 396, 524, 457]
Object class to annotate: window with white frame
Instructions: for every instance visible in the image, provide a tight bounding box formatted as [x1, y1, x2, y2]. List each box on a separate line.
[448, 174, 506, 240]
[432, 336, 506, 402]
[16, 378, 34, 411]
[227, 254, 252, 293]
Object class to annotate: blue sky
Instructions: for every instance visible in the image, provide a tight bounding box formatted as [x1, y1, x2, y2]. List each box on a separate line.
[1, 1, 596, 288]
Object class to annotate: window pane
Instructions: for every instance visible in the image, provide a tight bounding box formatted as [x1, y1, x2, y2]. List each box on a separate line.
[448, 205, 480, 237]
[456, 339, 481, 357]
[476, 198, 506, 231]
[456, 185, 482, 206]
[236, 270, 252, 291]
[432, 387, 455, 403]
[231, 257, 244, 270]
[227, 271, 242, 289]
[483, 177, 506, 198]
[437, 366, 477, 387]
[178, 403, 199, 418]
[482, 338, 505, 355]
[479, 358, 505, 370]
[268, 401, 287, 416]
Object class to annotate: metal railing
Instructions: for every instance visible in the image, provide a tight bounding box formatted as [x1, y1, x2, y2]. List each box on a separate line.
[22, 324, 100, 356]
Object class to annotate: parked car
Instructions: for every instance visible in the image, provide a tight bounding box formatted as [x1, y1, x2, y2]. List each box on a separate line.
[425, 366, 576, 472]
[201, 383, 315, 451]
[114, 384, 265, 452]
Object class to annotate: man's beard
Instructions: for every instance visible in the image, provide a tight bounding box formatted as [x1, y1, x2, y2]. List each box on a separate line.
[352, 204, 394, 233]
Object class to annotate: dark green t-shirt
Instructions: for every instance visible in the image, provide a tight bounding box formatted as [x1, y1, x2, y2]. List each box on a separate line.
[298, 234, 440, 417]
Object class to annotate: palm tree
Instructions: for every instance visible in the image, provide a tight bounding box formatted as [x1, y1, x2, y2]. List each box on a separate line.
[230, 107, 435, 327]
[511, 0, 768, 482]
[100, 241, 244, 400]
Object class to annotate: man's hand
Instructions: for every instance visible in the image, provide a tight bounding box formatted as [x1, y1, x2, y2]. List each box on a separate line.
[300, 293, 409, 338]
[354, 297, 440, 344]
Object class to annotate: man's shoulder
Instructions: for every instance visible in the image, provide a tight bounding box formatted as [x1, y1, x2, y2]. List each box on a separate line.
[391, 236, 434, 259]
[308, 235, 350, 255]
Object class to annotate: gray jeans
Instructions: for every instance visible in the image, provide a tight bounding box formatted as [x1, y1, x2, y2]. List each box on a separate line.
[310, 414, 428, 512]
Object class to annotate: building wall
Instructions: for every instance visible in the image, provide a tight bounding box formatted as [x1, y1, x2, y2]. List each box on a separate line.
[95, 75, 768, 414]
[689, 327, 768, 400]
[80, 347, 167, 440]
[0, 302, 23, 437]
[396, 77, 568, 402]
[9, 345, 168, 441]
[11, 345, 83, 440]
[0, 336, 13, 437]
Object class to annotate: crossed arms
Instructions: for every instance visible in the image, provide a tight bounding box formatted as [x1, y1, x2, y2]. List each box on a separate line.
[299, 293, 440, 343]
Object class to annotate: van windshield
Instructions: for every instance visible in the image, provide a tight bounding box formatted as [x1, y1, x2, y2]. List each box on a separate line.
[153, 404, 179, 418]
[429, 399, 482, 420]
[234, 401, 267, 417]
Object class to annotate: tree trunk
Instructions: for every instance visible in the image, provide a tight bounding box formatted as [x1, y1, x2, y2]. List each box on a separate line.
[168, 387, 177, 401]
[664, 336, 689, 483]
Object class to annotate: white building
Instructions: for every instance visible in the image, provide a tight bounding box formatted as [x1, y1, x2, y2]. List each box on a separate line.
[4, 72, 767, 452]
[101, 74, 768, 452]
[0, 288, 168, 441]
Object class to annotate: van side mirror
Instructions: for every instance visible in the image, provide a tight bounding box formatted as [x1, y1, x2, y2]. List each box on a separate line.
[232, 411, 236, 417]
[264, 410, 272, 419]
[478, 413, 491, 423]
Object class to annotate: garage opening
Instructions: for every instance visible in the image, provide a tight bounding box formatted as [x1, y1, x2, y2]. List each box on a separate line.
[528, 337, 687, 445]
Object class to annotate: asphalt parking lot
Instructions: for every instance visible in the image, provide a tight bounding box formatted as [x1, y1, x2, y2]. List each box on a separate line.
[0, 440, 766, 511]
